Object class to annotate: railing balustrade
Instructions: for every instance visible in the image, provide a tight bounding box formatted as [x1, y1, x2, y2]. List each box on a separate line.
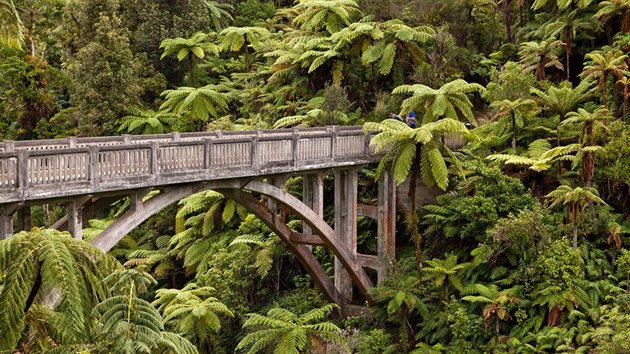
[0, 126, 384, 203]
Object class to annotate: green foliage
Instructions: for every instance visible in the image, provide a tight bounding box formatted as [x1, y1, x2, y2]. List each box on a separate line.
[62, 5, 167, 135]
[484, 61, 538, 103]
[393, 79, 485, 125]
[118, 106, 179, 134]
[0, 228, 117, 351]
[599, 121, 630, 186]
[423, 254, 470, 300]
[159, 85, 229, 130]
[357, 329, 392, 354]
[365, 117, 469, 189]
[485, 207, 554, 267]
[234, 0, 276, 27]
[614, 249, 630, 285]
[292, 0, 362, 34]
[153, 283, 233, 344]
[93, 274, 197, 354]
[422, 166, 538, 243]
[462, 284, 520, 338]
[532, 239, 585, 290]
[0, 0, 23, 49]
[236, 303, 346, 354]
[203, 0, 234, 31]
[591, 306, 630, 352]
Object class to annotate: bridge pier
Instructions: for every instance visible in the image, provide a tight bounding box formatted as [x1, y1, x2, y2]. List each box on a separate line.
[377, 170, 396, 283]
[16, 206, 31, 232]
[334, 168, 358, 302]
[303, 172, 325, 236]
[67, 200, 83, 240]
[0, 206, 14, 240]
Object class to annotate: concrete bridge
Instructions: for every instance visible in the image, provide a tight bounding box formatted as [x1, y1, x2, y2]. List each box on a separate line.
[0, 126, 398, 310]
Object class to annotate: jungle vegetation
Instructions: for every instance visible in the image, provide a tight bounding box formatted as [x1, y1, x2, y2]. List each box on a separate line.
[1, 0, 630, 352]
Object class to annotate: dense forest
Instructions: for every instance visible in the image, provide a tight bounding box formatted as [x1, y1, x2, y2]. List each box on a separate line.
[1, 0, 630, 352]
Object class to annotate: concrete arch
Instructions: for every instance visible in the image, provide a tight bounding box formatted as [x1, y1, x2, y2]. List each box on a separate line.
[90, 179, 374, 305]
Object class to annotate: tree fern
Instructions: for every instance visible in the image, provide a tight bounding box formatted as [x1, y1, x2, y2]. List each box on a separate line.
[153, 283, 232, 345]
[118, 106, 179, 135]
[236, 303, 346, 354]
[393, 79, 484, 125]
[0, 229, 118, 351]
[230, 233, 277, 277]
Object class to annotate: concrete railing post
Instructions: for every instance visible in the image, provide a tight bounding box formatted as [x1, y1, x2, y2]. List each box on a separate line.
[203, 138, 212, 169]
[292, 128, 300, 167]
[4, 140, 15, 152]
[88, 146, 99, 188]
[330, 126, 338, 161]
[150, 142, 159, 175]
[17, 150, 28, 197]
[251, 131, 260, 171]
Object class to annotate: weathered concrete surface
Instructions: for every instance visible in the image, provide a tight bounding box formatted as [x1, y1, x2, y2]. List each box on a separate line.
[396, 176, 444, 215]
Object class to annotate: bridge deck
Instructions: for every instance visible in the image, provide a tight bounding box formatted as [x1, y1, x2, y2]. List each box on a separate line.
[0, 126, 381, 204]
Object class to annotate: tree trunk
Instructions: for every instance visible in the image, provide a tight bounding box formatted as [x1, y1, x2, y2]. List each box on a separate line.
[603, 72, 609, 108]
[408, 143, 423, 275]
[511, 112, 517, 152]
[572, 205, 578, 249]
[501, 0, 514, 43]
[564, 28, 571, 81]
[495, 315, 500, 340]
[623, 84, 629, 121]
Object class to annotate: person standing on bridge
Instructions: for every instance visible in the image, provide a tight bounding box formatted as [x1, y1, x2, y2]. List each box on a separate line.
[405, 111, 417, 128]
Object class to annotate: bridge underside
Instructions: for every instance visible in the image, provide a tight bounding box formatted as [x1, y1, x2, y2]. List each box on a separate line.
[0, 168, 396, 310]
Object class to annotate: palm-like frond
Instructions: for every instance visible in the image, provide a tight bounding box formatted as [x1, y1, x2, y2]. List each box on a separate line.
[119, 107, 179, 135]
[160, 32, 219, 61]
[160, 85, 229, 121]
[0, 0, 23, 49]
[292, 0, 362, 34]
[0, 229, 116, 350]
[203, 0, 234, 31]
[236, 303, 345, 354]
[393, 79, 484, 125]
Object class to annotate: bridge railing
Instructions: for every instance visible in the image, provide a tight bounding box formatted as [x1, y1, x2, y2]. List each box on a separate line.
[0, 127, 379, 202]
[0, 126, 363, 152]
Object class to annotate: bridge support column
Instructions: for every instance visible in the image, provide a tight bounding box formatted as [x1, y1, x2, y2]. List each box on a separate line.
[303, 172, 324, 236]
[377, 170, 396, 284]
[0, 206, 13, 240]
[334, 168, 358, 302]
[16, 206, 31, 232]
[67, 201, 83, 240]
[266, 176, 288, 216]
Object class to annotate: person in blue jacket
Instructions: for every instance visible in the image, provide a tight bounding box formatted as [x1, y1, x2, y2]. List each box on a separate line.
[405, 111, 417, 128]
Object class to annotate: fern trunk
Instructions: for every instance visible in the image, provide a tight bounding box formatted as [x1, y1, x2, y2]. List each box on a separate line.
[511, 112, 517, 152]
[408, 143, 423, 276]
[572, 204, 578, 249]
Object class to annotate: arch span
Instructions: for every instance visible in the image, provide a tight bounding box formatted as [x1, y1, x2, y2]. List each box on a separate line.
[90, 179, 374, 305]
